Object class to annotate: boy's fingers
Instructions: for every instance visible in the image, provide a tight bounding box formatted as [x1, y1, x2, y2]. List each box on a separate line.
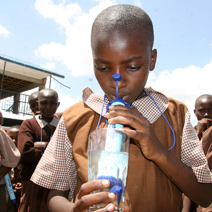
[124, 205, 131, 212]
[75, 192, 115, 211]
[96, 203, 116, 212]
[77, 180, 110, 199]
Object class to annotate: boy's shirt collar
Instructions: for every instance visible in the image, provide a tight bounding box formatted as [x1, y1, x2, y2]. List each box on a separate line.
[83, 87, 168, 124]
[35, 115, 59, 129]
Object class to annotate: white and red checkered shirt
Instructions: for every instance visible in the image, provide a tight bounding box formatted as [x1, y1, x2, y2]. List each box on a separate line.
[31, 87, 212, 200]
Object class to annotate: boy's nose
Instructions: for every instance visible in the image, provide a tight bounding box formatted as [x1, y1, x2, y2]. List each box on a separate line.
[203, 111, 210, 118]
[46, 104, 52, 109]
[111, 76, 126, 89]
[111, 70, 126, 88]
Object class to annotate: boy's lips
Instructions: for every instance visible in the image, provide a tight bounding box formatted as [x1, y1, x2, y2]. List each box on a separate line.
[110, 95, 129, 102]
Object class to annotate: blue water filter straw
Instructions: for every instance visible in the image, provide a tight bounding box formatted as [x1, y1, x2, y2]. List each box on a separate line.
[105, 74, 132, 152]
[4, 173, 16, 203]
[97, 74, 131, 204]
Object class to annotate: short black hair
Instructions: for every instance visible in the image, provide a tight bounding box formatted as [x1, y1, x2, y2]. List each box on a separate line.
[91, 4, 154, 48]
[28, 91, 39, 104]
[38, 88, 58, 102]
[195, 94, 212, 108]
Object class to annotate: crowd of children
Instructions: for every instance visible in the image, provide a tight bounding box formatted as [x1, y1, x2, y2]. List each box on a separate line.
[0, 88, 60, 212]
[1, 4, 212, 212]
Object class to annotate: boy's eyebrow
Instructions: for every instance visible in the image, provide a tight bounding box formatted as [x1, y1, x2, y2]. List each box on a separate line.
[123, 56, 142, 63]
[94, 58, 110, 64]
[94, 56, 142, 64]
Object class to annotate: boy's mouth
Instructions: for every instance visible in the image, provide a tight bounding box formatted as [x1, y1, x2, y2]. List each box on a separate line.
[110, 95, 129, 102]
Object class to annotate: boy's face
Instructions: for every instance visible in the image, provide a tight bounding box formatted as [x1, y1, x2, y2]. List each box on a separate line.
[29, 98, 39, 115]
[38, 93, 59, 118]
[7, 129, 19, 145]
[92, 29, 157, 104]
[194, 97, 212, 121]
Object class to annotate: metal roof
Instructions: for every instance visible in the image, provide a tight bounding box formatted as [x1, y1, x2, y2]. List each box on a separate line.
[0, 54, 65, 93]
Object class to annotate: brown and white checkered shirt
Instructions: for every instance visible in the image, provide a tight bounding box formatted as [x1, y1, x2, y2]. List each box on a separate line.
[31, 87, 212, 200]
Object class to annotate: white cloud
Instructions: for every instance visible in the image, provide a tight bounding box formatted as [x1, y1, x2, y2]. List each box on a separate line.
[35, 42, 65, 61]
[147, 61, 212, 125]
[35, 0, 82, 28]
[134, 0, 142, 7]
[34, 0, 115, 76]
[40, 62, 56, 70]
[0, 25, 9, 37]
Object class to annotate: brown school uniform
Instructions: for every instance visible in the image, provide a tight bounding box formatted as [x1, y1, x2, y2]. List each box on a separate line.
[64, 98, 183, 211]
[196, 126, 212, 212]
[31, 87, 212, 212]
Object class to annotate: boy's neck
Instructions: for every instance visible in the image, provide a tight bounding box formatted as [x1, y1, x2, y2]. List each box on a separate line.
[41, 115, 54, 123]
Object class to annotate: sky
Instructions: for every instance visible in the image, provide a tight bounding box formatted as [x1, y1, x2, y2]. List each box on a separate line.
[0, 0, 212, 125]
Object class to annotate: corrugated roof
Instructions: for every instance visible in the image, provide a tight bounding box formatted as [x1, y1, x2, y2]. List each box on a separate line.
[0, 54, 64, 79]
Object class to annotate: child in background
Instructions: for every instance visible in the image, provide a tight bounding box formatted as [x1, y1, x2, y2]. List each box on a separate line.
[31, 5, 212, 212]
[7, 125, 22, 209]
[28, 91, 39, 116]
[194, 94, 212, 140]
[0, 112, 21, 212]
[17, 88, 60, 212]
[182, 94, 212, 212]
[7, 125, 20, 147]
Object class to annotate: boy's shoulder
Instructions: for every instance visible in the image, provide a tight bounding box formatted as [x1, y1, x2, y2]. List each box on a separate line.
[20, 116, 38, 129]
[64, 87, 103, 118]
[167, 97, 188, 114]
[63, 101, 96, 120]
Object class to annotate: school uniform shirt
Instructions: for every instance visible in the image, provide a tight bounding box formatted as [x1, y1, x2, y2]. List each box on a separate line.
[17, 115, 59, 180]
[0, 126, 20, 168]
[31, 87, 212, 212]
[0, 126, 20, 185]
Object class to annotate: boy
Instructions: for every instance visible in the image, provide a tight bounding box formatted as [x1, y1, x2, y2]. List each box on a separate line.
[194, 94, 212, 140]
[183, 95, 212, 212]
[7, 125, 22, 208]
[7, 125, 20, 147]
[31, 5, 212, 212]
[17, 88, 60, 212]
[28, 91, 39, 116]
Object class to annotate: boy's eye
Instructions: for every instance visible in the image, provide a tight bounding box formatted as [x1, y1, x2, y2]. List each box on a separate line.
[127, 65, 141, 71]
[94, 64, 108, 72]
[50, 102, 58, 107]
[40, 102, 47, 106]
[198, 109, 204, 113]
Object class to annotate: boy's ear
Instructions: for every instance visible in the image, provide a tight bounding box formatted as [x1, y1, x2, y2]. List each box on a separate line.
[57, 102, 60, 108]
[150, 49, 157, 71]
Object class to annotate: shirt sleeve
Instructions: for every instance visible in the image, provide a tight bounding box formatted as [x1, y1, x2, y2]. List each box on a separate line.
[31, 116, 77, 200]
[17, 119, 43, 163]
[181, 111, 212, 183]
[0, 127, 21, 168]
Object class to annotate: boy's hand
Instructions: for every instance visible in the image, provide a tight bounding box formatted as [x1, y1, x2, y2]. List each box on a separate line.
[106, 105, 166, 162]
[34, 141, 48, 150]
[48, 181, 130, 212]
[195, 118, 212, 139]
[73, 180, 117, 212]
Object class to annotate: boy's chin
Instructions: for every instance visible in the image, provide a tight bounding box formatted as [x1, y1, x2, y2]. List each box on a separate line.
[41, 114, 55, 118]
